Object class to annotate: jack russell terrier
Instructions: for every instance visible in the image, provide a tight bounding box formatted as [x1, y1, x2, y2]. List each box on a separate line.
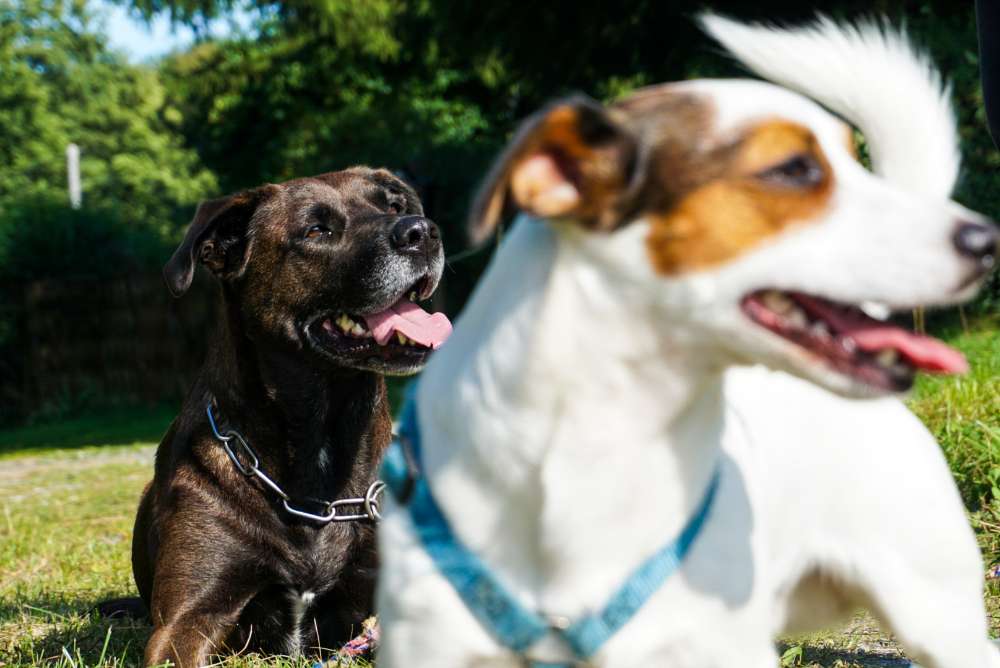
[377, 15, 1000, 668]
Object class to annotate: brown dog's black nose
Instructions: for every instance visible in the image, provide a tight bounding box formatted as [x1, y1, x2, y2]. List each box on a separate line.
[953, 221, 999, 270]
[390, 215, 440, 253]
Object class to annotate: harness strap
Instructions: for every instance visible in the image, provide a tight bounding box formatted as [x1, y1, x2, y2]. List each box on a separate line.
[382, 393, 721, 663]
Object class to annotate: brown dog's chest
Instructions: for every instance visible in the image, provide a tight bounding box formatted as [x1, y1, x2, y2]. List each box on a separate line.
[225, 516, 377, 654]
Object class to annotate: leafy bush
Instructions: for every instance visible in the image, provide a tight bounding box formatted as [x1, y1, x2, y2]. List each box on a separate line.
[0, 196, 171, 283]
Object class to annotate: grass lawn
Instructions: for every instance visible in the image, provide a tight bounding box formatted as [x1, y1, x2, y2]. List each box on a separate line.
[0, 319, 997, 667]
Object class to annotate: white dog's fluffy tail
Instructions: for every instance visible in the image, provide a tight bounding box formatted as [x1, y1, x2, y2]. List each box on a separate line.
[699, 13, 960, 199]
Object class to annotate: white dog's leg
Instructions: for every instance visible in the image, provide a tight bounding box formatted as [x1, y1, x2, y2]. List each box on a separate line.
[866, 569, 999, 668]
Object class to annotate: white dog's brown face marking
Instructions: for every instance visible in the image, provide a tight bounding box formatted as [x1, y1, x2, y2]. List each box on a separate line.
[472, 88, 838, 277]
[643, 118, 834, 276]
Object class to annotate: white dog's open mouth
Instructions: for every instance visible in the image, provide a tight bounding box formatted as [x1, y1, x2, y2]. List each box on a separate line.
[741, 290, 968, 392]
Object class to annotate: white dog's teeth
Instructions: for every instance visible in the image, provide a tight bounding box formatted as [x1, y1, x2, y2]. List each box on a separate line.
[787, 308, 808, 328]
[350, 322, 365, 337]
[762, 290, 794, 315]
[810, 321, 831, 338]
[397, 332, 408, 344]
[409, 291, 418, 301]
[841, 337, 858, 354]
[860, 301, 891, 321]
[322, 319, 335, 334]
[876, 349, 899, 367]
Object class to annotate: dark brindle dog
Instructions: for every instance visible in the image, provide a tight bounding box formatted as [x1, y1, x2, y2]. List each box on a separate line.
[115, 168, 450, 667]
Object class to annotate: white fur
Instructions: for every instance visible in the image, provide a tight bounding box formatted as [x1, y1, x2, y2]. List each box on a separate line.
[377, 16, 998, 668]
[700, 13, 960, 198]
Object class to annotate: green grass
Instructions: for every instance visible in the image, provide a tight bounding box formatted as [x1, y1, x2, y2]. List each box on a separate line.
[0, 321, 997, 667]
[909, 320, 1000, 566]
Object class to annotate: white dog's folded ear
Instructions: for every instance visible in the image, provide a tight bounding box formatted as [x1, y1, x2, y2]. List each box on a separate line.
[468, 95, 640, 244]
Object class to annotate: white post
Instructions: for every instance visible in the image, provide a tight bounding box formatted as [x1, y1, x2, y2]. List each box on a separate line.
[66, 143, 81, 209]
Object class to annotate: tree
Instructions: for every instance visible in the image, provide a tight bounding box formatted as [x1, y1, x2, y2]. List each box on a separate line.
[0, 0, 218, 237]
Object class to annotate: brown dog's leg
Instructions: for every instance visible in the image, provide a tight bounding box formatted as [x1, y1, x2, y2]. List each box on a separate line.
[131, 482, 156, 606]
[144, 612, 235, 668]
[143, 529, 257, 668]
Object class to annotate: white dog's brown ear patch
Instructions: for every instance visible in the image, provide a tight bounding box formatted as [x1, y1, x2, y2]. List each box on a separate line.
[469, 95, 639, 244]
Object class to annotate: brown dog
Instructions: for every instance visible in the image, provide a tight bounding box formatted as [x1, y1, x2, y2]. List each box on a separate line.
[113, 168, 449, 667]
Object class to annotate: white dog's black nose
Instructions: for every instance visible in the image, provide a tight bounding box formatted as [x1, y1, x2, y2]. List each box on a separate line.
[953, 221, 999, 270]
[390, 215, 440, 254]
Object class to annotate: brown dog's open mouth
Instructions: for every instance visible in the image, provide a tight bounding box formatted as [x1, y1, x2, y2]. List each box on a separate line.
[741, 290, 967, 392]
[307, 279, 452, 371]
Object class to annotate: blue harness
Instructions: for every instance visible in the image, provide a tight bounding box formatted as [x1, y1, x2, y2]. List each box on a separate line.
[381, 395, 721, 668]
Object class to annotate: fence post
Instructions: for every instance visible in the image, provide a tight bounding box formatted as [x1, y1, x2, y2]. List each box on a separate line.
[66, 143, 81, 210]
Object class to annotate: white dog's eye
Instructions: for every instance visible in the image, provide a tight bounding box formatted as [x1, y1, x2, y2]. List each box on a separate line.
[754, 154, 825, 189]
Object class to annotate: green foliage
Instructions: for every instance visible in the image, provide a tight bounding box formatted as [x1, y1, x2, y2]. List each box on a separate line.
[0, 197, 170, 282]
[0, 0, 217, 237]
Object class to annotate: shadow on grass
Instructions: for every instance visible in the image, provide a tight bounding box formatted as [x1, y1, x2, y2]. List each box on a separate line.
[0, 376, 417, 461]
[0, 405, 176, 459]
[779, 641, 912, 668]
[0, 596, 150, 667]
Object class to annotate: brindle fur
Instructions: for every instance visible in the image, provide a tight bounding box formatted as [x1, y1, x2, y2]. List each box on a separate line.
[111, 168, 441, 667]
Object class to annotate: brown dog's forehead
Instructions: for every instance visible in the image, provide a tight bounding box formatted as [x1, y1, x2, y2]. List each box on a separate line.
[256, 167, 420, 227]
[282, 167, 415, 201]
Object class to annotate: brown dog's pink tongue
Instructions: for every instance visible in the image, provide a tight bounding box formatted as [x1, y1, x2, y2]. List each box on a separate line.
[364, 298, 453, 349]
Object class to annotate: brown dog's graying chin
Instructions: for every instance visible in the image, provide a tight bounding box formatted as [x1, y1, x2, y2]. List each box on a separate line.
[100, 168, 445, 668]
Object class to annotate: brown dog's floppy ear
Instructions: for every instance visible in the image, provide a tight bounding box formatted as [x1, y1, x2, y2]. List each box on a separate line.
[469, 95, 640, 244]
[163, 185, 277, 297]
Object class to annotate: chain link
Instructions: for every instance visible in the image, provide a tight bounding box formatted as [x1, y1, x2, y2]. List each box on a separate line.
[206, 402, 383, 523]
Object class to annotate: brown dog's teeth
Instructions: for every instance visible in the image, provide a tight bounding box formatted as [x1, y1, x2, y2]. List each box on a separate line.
[322, 319, 336, 335]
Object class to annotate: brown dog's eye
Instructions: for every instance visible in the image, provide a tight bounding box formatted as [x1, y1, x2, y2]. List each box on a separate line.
[755, 154, 825, 188]
[305, 225, 331, 239]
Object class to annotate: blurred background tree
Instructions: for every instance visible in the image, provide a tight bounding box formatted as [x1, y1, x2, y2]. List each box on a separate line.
[0, 0, 217, 282]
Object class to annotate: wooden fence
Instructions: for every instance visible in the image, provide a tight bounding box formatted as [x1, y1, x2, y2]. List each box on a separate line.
[1, 273, 214, 420]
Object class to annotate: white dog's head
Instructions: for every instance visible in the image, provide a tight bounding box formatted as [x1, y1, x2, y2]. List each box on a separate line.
[469, 15, 998, 397]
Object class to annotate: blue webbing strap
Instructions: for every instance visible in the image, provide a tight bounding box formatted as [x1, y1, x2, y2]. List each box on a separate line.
[561, 466, 720, 657]
[382, 394, 721, 663]
[383, 398, 551, 653]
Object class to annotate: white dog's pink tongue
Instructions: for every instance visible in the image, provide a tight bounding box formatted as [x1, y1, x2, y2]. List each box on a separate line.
[793, 294, 968, 374]
[364, 298, 453, 349]
[847, 324, 968, 374]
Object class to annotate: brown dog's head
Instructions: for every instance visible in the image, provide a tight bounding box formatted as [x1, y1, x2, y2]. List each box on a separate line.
[164, 167, 449, 375]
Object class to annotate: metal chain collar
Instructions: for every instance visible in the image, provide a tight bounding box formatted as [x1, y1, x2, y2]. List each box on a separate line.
[206, 402, 385, 524]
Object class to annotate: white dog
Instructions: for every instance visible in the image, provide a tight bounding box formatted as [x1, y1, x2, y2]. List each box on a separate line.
[377, 15, 1000, 668]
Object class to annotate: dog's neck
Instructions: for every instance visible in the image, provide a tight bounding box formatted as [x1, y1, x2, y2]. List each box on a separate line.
[200, 293, 388, 499]
[421, 217, 724, 467]
[417, 218, 728, 607]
